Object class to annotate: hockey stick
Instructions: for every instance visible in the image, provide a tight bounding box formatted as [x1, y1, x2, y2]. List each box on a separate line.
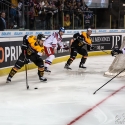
[24, 50, 29, 90]
[99, 49, 117, 57]
[99, 49, 109, 54]
[93, 68, 125, 94]
[81, 40, 109, 53]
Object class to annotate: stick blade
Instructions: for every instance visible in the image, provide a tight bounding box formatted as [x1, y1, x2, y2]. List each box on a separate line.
[27, 86, 29, 89]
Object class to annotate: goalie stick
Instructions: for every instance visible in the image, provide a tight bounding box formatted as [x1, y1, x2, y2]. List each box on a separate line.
[93, 68, 125, 94]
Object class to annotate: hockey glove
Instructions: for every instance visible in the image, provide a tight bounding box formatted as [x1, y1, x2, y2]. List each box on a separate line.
[57, 45, 69, 50]
[37, 52, 43, 56]
[22, 35, 28, 51]
[90, 46, 97, 50]
[37, 52, 43, 61]
[24, 50, 30, 64]
[63, 45, 69, 50]
[24, 58, 30, 64]
[21, 43, 28, 51]
[57, 46, 61, 50]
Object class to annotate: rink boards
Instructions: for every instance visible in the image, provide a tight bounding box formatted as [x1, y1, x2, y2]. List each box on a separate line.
[0, 32, 124, 76]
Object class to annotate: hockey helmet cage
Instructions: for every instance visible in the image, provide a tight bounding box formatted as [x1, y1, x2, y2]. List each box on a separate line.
[59, 27, 65, 33]
[37, 34, 46, 41]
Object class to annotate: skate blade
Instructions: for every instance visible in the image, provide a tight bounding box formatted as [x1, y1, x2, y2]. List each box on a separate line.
[78, 68, 86, 72]
[6, 80, 11, 83]
[45, 72, 51, 75]
[40, 79, 47, 82]
[64, 67, 72, 70]
[67, 68, 72, 70]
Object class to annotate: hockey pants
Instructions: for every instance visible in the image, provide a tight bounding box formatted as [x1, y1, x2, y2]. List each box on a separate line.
[66, 47, 88, 66]
[7, 52, 45, 79]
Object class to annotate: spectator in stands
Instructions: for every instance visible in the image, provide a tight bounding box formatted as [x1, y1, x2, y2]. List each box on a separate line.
[64, 14, 71, 29]
[10, 5, 17, 29]
[28, 0, 36, 30]
[0, 11, 6, 31]
[17, 0, 25, 28]
[84, 7, 93, 28]
[39, 0, 49, 8]
[38, 0, 49, 29]
[74, 5, 79, 28]
[45, 0, 57, 29]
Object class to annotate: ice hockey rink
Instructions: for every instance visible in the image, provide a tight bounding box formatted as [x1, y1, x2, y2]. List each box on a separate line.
[0, 55, 125, 125]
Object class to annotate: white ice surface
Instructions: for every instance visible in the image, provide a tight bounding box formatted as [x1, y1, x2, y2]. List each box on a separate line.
[0, 55, 125, 125]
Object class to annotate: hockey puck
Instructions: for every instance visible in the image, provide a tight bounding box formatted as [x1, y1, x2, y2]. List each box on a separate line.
[34, 87, 38, 89]
[27, 86, 29, 89]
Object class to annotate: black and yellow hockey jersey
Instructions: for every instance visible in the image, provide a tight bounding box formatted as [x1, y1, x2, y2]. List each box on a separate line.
[26, 35, 44, 55]
[71, 32, 92, 48]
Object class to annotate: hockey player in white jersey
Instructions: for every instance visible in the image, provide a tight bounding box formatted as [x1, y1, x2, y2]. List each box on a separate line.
[44, 27, 68, 72]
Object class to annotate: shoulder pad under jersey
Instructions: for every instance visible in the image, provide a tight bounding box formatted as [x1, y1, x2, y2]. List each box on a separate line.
[28, 35, 37, 44]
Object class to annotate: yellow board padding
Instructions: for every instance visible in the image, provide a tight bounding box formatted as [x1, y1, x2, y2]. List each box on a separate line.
[0, 50, 111, 76]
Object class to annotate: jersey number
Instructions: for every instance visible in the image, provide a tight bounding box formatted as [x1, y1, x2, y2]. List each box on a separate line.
[78, 41, 84, 46]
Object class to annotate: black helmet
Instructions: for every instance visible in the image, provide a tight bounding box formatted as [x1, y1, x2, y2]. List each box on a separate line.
[37, 34, 46, 40]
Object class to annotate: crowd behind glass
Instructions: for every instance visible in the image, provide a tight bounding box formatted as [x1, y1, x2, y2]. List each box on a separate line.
[0, 0, 95, 30]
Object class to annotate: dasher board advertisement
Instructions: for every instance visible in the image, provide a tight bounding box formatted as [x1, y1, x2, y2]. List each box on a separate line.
[0, 38, 70, 69]
[0, 35, 122, 69]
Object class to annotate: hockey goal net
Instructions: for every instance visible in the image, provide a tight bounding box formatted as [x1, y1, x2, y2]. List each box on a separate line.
[104, 37, 125, 77]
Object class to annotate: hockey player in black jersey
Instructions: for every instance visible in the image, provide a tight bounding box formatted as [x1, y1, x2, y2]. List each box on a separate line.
[6, 34, 47, 83]
[64, 28, 95, 70]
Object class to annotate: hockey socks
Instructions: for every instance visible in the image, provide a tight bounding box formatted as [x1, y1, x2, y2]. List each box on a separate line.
[38, 68, 47, 81]
[79, 57, 87, 68]
[6, 67, 18, 83]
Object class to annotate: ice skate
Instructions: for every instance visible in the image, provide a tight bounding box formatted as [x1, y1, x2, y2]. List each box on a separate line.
[44, 67, 51, 73]
[64, 63, 72, 70]
[39, 77, 47, 82]
[79, 63, 87, 69]
[6, 77, 11, 83]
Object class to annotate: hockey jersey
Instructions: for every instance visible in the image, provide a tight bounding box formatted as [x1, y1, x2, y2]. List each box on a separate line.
[81, 32, 92, 45]
[27, 35, 44, 53]
[71, 32, 92, 48]
[43, 32, 63, 48]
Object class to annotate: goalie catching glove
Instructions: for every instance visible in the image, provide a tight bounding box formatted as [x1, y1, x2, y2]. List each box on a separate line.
[111, 48, 123, 56]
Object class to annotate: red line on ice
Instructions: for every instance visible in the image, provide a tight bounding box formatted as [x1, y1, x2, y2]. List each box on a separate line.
[67, 86, 125, 125]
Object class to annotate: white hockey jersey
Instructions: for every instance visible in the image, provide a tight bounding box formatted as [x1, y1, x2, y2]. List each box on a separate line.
[43, 32, 63, 48]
